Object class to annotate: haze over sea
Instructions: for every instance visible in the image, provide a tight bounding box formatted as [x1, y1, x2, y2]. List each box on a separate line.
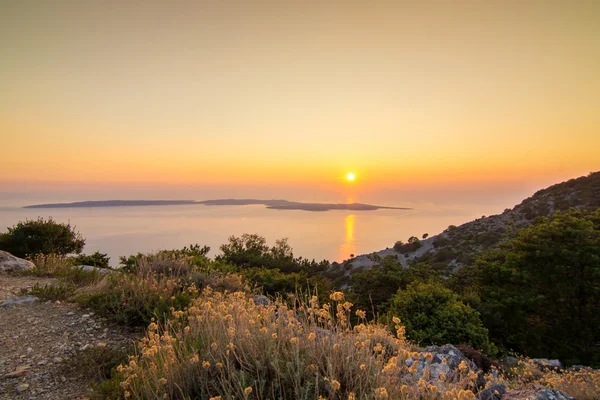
[0, 181, 552, 266]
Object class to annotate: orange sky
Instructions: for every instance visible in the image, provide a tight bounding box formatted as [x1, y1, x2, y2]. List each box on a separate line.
[1, 1, 599, 194]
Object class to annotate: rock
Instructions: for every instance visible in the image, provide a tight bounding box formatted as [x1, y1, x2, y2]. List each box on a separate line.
[504, 388, 574, 400]
[532, 358, 562, 371]
[252, 295, 270, 307]
[0, 296, 39, 307]
[502, 356, 520, 369]
[15, 383, 29, 393]
[74, 265, 115, 274]
[0, 250, 35, 273]
[478, 383, 506, 400]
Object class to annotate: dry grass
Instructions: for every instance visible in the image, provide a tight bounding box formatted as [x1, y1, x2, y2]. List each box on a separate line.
[117, 290, 497, 400]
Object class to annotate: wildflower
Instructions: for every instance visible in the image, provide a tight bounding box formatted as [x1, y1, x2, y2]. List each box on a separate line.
[330, 292, 344, 301]
[202, 361, 211, 369]
[392, 316, 401, 324]
[209, 397, 222, 400]
[244, 386, 253, 396]
[360, 363, 366, 370]
[375, 387, 389, 398]
[272, 333, 277, 339]
[356, 309, 366, 319]
[308, 332, 316, 341]
[348, 393, 356, 400]
[216, 362, 223, 369]
[158, 377, 167, 385]
[211, 342, 218, 351]
[331, 380, 341, 391]
[290, 337, 299, 345]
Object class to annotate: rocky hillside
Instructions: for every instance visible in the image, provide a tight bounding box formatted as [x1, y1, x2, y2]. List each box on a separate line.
[340, 171, 600, 273]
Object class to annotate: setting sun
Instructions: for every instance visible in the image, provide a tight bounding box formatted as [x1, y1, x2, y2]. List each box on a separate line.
[346, 173, 356, 182]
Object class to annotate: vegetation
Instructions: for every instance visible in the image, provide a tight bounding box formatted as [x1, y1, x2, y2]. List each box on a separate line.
[0, 217, 85, 258]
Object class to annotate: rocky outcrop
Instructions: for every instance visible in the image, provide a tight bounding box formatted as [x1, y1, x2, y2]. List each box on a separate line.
[0, 251, 35, 273]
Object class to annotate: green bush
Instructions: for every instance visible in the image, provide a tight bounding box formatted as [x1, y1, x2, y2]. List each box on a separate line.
[389, 281, 493, 353]
[0, 217, 85, 258]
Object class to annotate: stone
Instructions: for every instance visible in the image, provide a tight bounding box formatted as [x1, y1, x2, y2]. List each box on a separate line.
[252, 295, 270, 307]
[532, 358, 562, 371]
[74, 265, 115, 274]
[0, 296, 39, 307]
[0, 250, 35, 273]
[478, 383, 506, 400]
[15, 383, 29, 393]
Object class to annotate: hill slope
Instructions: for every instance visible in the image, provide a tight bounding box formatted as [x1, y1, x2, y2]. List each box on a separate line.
[340, 171, 600, 274]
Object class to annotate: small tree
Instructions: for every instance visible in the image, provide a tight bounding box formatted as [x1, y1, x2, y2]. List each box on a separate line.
[0, 217, 85, 258]
[422, 233, 429, 239]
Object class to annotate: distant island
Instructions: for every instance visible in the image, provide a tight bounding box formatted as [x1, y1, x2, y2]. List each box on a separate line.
[23, 199, 411, 212]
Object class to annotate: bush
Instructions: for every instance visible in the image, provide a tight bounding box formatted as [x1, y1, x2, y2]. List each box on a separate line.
[389, 282, 493, 353]
[0, 217, 85, 258]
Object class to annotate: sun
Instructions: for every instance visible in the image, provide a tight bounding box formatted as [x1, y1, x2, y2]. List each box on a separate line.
[346, 172, 355, 182]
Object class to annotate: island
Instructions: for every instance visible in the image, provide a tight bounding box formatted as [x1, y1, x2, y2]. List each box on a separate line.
[23, 199, 411, 212]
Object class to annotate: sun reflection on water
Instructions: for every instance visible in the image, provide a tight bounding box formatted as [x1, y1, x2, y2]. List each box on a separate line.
[339, 214, 356, 261]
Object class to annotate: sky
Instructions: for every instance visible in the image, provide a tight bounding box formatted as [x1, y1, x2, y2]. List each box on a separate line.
[1, 1, 599, 204]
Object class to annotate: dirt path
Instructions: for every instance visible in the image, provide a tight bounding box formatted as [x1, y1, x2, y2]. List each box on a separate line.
[0, 276, 138, 399]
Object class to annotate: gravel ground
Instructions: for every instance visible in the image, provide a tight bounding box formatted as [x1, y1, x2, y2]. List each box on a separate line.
[0, 276, 138, 399]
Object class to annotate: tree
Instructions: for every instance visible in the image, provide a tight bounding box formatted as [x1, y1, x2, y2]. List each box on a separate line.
[0, 217, 85, 258]
[468, 209, 600, 365]
[389, 281, 492, 352]
[422, 233, 429, 240]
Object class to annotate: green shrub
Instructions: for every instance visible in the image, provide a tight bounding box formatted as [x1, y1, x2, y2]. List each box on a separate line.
[389, 281, 493, 353]
[0, 217, 85, 258]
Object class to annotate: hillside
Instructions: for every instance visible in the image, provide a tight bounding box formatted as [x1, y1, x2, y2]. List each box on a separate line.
[339, 171, 600, 274]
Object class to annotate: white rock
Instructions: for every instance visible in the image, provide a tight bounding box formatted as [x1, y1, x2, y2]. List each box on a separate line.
[0, 250, 35, 273]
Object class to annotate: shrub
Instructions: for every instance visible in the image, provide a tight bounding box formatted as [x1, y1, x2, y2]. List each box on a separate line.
[29, 253, 74, 276]
[0, 217, 85, 258]
[389, 282, 493, 353]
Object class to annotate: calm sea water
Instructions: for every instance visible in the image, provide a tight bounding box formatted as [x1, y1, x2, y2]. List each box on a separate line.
[0, 201, 501, 266]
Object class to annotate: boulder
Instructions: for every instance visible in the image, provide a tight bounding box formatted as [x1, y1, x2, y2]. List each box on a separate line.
[0, 295, 39, 307]
[0, 251, 35, 273]
[74, 265, 115, 274]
